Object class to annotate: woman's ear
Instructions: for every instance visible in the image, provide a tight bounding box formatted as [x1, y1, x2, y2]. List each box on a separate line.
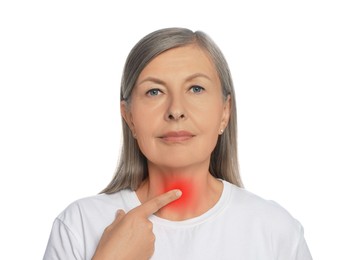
[220, 95, 231, 132]
[121, 101, 135, 135]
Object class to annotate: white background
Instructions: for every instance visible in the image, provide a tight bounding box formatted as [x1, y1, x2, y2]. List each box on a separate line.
[0, 0, 351, 259]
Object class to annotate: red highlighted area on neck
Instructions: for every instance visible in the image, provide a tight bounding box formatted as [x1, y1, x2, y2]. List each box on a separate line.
[162, 177, 195, 212]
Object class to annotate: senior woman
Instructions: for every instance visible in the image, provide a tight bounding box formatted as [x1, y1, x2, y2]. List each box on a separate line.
[44, 28, 312, 259]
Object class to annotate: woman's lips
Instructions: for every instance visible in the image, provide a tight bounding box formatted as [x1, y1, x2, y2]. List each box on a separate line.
[159, 131, 194, 142]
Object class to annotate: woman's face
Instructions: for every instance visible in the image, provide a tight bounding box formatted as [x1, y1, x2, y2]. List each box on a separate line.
[122, 44, 230, 170]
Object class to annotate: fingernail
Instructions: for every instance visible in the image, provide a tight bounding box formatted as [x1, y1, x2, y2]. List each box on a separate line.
[175, 190, 182, 197]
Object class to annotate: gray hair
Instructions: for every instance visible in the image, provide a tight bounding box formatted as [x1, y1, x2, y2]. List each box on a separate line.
[101, 28, 243, 194]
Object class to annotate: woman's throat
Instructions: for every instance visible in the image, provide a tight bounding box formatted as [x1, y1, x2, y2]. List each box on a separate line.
[161, 177, 197, 212]
[142, 173, 221, 220]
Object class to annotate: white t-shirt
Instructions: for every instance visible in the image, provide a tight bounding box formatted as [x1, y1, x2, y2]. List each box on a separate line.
[44, 180, 312, 259]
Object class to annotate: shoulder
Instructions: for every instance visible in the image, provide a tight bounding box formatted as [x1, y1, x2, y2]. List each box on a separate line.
[220, 181, 312, 258]
[225, 181, 297, 220]
[224, 181, 303, 236]
[56, 189, 137, 228]
[45, 190, 137, 259]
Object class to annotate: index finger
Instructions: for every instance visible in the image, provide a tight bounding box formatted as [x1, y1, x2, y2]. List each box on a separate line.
[137, 189, 182, 217]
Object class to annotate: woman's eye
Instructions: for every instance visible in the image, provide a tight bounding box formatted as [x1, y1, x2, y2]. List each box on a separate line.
[190, 85, 205, 94]
[146, 88, 162, 96]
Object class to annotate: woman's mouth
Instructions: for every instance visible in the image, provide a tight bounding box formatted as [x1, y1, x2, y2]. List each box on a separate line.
[159, 131, 195, 142]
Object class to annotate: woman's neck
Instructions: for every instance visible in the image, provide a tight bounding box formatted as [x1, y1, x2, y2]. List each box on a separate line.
[136, 163, 223, 221]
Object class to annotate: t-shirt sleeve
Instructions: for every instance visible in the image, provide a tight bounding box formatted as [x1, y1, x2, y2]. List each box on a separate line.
[292, 225, 313, 260]
[43, 218, 84, 260]
[266, 200, 313, 260]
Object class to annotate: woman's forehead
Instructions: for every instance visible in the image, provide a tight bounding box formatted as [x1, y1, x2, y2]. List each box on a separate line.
[137, 45, 219, 83]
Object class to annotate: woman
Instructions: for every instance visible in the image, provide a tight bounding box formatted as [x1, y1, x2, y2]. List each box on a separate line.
[44, 28, 312, 259]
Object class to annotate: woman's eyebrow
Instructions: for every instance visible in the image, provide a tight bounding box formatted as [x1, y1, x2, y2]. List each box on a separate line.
[184, 73, 212, 82]
[137, 77, 166, 86]
[137, 73, 212, 87]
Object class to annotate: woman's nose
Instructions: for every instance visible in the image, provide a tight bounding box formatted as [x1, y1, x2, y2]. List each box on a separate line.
[167, 112, 185, 120]
[165, 95, 186, 121]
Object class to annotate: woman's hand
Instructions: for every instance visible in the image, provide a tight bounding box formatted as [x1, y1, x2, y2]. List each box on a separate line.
[92, 189, 182, 260]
